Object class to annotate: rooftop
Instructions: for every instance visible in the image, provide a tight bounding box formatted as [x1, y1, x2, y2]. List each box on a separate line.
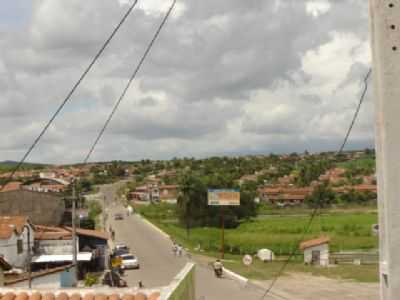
[299, 236, 330, 250]
[0, 216, 31, 239]
[0, 291, 160, 300]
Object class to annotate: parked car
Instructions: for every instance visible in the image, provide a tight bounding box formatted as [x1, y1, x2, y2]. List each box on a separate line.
[114, 243, 130, 256]
[114, 213, 124, 220]
[102, 270, 127, 287]
[120, 254, 140, 269]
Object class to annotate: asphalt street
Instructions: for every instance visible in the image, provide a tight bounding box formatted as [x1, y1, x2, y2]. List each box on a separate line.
[98, 183, 279, 300]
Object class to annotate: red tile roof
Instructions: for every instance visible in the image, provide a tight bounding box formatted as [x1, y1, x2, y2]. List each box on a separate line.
[0, 292, 160, 300]
[0, 216, 30, 238]
[64, 227, 109, 240]
[299, 236, 330, 250]
[35, 225, 108, 241]
[0, 182, 22, 192]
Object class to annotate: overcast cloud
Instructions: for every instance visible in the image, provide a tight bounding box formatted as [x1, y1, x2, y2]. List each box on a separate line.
[0, 0, 373, 163]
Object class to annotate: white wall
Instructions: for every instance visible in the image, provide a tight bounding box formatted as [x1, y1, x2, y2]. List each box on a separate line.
[0, 225, 34, 268]
[37, 240, 77, 255]
[304, 244, 329, 266]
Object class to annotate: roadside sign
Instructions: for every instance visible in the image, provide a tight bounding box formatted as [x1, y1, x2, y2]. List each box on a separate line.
[243, 254, 253, 266]
[208, 189, 240, 206]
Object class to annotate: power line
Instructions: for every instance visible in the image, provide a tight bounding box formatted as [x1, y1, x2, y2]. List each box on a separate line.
[337, 68, 372, 154]
[258, 67, 372, 300]
[0, 0, 139, 192]
[82, 0, 177, 164]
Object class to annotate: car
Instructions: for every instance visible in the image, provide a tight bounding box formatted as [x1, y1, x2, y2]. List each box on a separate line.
[114, 243, 130, 256]
[120, 254, 140, 269]
[115, 243, 130, 252]
[114, 213, 124, 220]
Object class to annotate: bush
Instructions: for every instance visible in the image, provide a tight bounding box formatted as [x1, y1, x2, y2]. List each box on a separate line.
[84, 273, 99, 287]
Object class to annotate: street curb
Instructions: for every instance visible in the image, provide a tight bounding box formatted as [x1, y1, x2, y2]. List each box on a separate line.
[222, 267, 249, 284]
[136, 214, 170, 240]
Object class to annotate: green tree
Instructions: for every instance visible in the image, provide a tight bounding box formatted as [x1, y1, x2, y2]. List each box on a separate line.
[305, 182, 336, 208]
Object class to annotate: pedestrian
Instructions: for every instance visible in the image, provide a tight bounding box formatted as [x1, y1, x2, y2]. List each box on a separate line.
[111, 230, 115, 241]
[138, 280, 144, 288]
[172, 242, 177, 256]
[177, 244, 183, 257]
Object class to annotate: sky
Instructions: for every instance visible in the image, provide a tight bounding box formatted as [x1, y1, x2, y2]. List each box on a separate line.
[0, 0, 374, 164]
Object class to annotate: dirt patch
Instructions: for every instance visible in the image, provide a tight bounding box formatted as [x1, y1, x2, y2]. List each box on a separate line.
[252, 272, 379, 300]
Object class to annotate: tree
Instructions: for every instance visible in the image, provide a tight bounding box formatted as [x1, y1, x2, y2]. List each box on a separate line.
[177, 173, 258, 229]
[305, 182, 336, 208]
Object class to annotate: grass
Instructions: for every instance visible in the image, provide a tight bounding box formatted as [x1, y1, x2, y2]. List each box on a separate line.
[336, 157, 375, 172]
[257, 203, 377, 216]
[136, 204, 378, 255]
[135, 203, 379, 282]
[223, 257, 379, 282]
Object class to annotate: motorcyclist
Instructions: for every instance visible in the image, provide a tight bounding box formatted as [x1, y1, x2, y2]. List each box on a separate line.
[213, 259, 223, 277]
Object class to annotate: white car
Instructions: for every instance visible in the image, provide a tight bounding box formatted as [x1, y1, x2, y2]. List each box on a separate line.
[120, 254, 140, 269]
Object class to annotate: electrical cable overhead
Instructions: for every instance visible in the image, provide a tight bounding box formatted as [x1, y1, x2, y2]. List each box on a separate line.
[0, 0, 139, 192]
[82, 0, 177, 164]
[258, 67, 372, 300]
[337, 68, 372, 154]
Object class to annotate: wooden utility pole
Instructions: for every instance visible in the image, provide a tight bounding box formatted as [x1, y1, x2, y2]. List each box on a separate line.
[220, 207, 225, 259]
[369, 1, 400, 299]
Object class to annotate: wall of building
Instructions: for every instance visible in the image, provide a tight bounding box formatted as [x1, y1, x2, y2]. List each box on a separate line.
[0, 225, 34, 268]
[0, 190, 64, 225]
[36, 240, 76, 255]
[7, 270, 61, 288]
[304, 244, 329, 266]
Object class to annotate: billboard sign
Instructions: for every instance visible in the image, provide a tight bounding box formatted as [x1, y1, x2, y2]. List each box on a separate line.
[208, 189, 240, 206]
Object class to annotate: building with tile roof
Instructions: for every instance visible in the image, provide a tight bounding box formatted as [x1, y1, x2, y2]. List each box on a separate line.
[0, 216, 34, 268]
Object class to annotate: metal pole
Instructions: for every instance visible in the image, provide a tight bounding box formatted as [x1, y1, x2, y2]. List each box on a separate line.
[72, 180, 78, 286]
[24, 225, 32, 288]
[369, 1, 400, 299]
[220, 207, 225, 259]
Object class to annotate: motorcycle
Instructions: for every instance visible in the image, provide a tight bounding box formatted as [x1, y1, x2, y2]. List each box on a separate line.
[214, 267, 223, 278]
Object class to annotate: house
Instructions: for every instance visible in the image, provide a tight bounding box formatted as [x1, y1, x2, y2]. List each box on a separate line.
[0, 190, 65, 226]
[159, 185, 179, 203]
[0, 256, 12, 286]
[319, 168, 346, 184]
[258, 186, 313, 205]
[0, 216, 35, 269]
[0, 182, 22, 193]
[129, 184, 160, 202]
[33, 226, 109, 276]
[300, 236, 330, 266]
[238, 174, 258, 185]
[22, 177, 69, 193]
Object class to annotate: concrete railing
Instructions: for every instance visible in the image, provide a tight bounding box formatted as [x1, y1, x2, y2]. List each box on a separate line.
[160, 263, 196, 300]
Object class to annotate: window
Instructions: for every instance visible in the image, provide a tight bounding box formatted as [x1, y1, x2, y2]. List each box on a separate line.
[17, 239, 23, 254]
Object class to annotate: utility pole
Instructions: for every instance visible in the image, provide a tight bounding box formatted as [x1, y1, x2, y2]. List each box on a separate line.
[220, 207, 225, 259]
[369, 1, 400, 299]
[24, 225, 32, 288]
[72, 179, 78, 286]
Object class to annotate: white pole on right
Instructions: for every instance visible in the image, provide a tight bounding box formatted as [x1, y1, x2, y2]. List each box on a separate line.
[370, 1, 400, 299]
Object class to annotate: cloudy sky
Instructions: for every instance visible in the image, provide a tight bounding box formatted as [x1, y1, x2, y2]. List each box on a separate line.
[0, 0, 373, 164]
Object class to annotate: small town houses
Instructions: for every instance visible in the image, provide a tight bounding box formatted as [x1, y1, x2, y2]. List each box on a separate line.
[0, 216, 109, 287]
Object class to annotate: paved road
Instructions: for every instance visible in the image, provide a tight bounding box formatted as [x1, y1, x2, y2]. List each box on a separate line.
[98, 183, 278, 300]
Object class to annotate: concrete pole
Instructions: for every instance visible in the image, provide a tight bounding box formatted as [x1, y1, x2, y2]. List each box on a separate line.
[369, 1, 400, 299]
[72, 180, 78, 286]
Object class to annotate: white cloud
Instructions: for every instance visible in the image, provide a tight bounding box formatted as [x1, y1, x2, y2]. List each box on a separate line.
[0, 0, 373, 163]
[306, 0, 331, 18]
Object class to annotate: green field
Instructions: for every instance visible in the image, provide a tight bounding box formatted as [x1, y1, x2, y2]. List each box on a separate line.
[136, 204, 378, 255]
[336, 157, 375, 172]
[222, 256, 378, 282]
